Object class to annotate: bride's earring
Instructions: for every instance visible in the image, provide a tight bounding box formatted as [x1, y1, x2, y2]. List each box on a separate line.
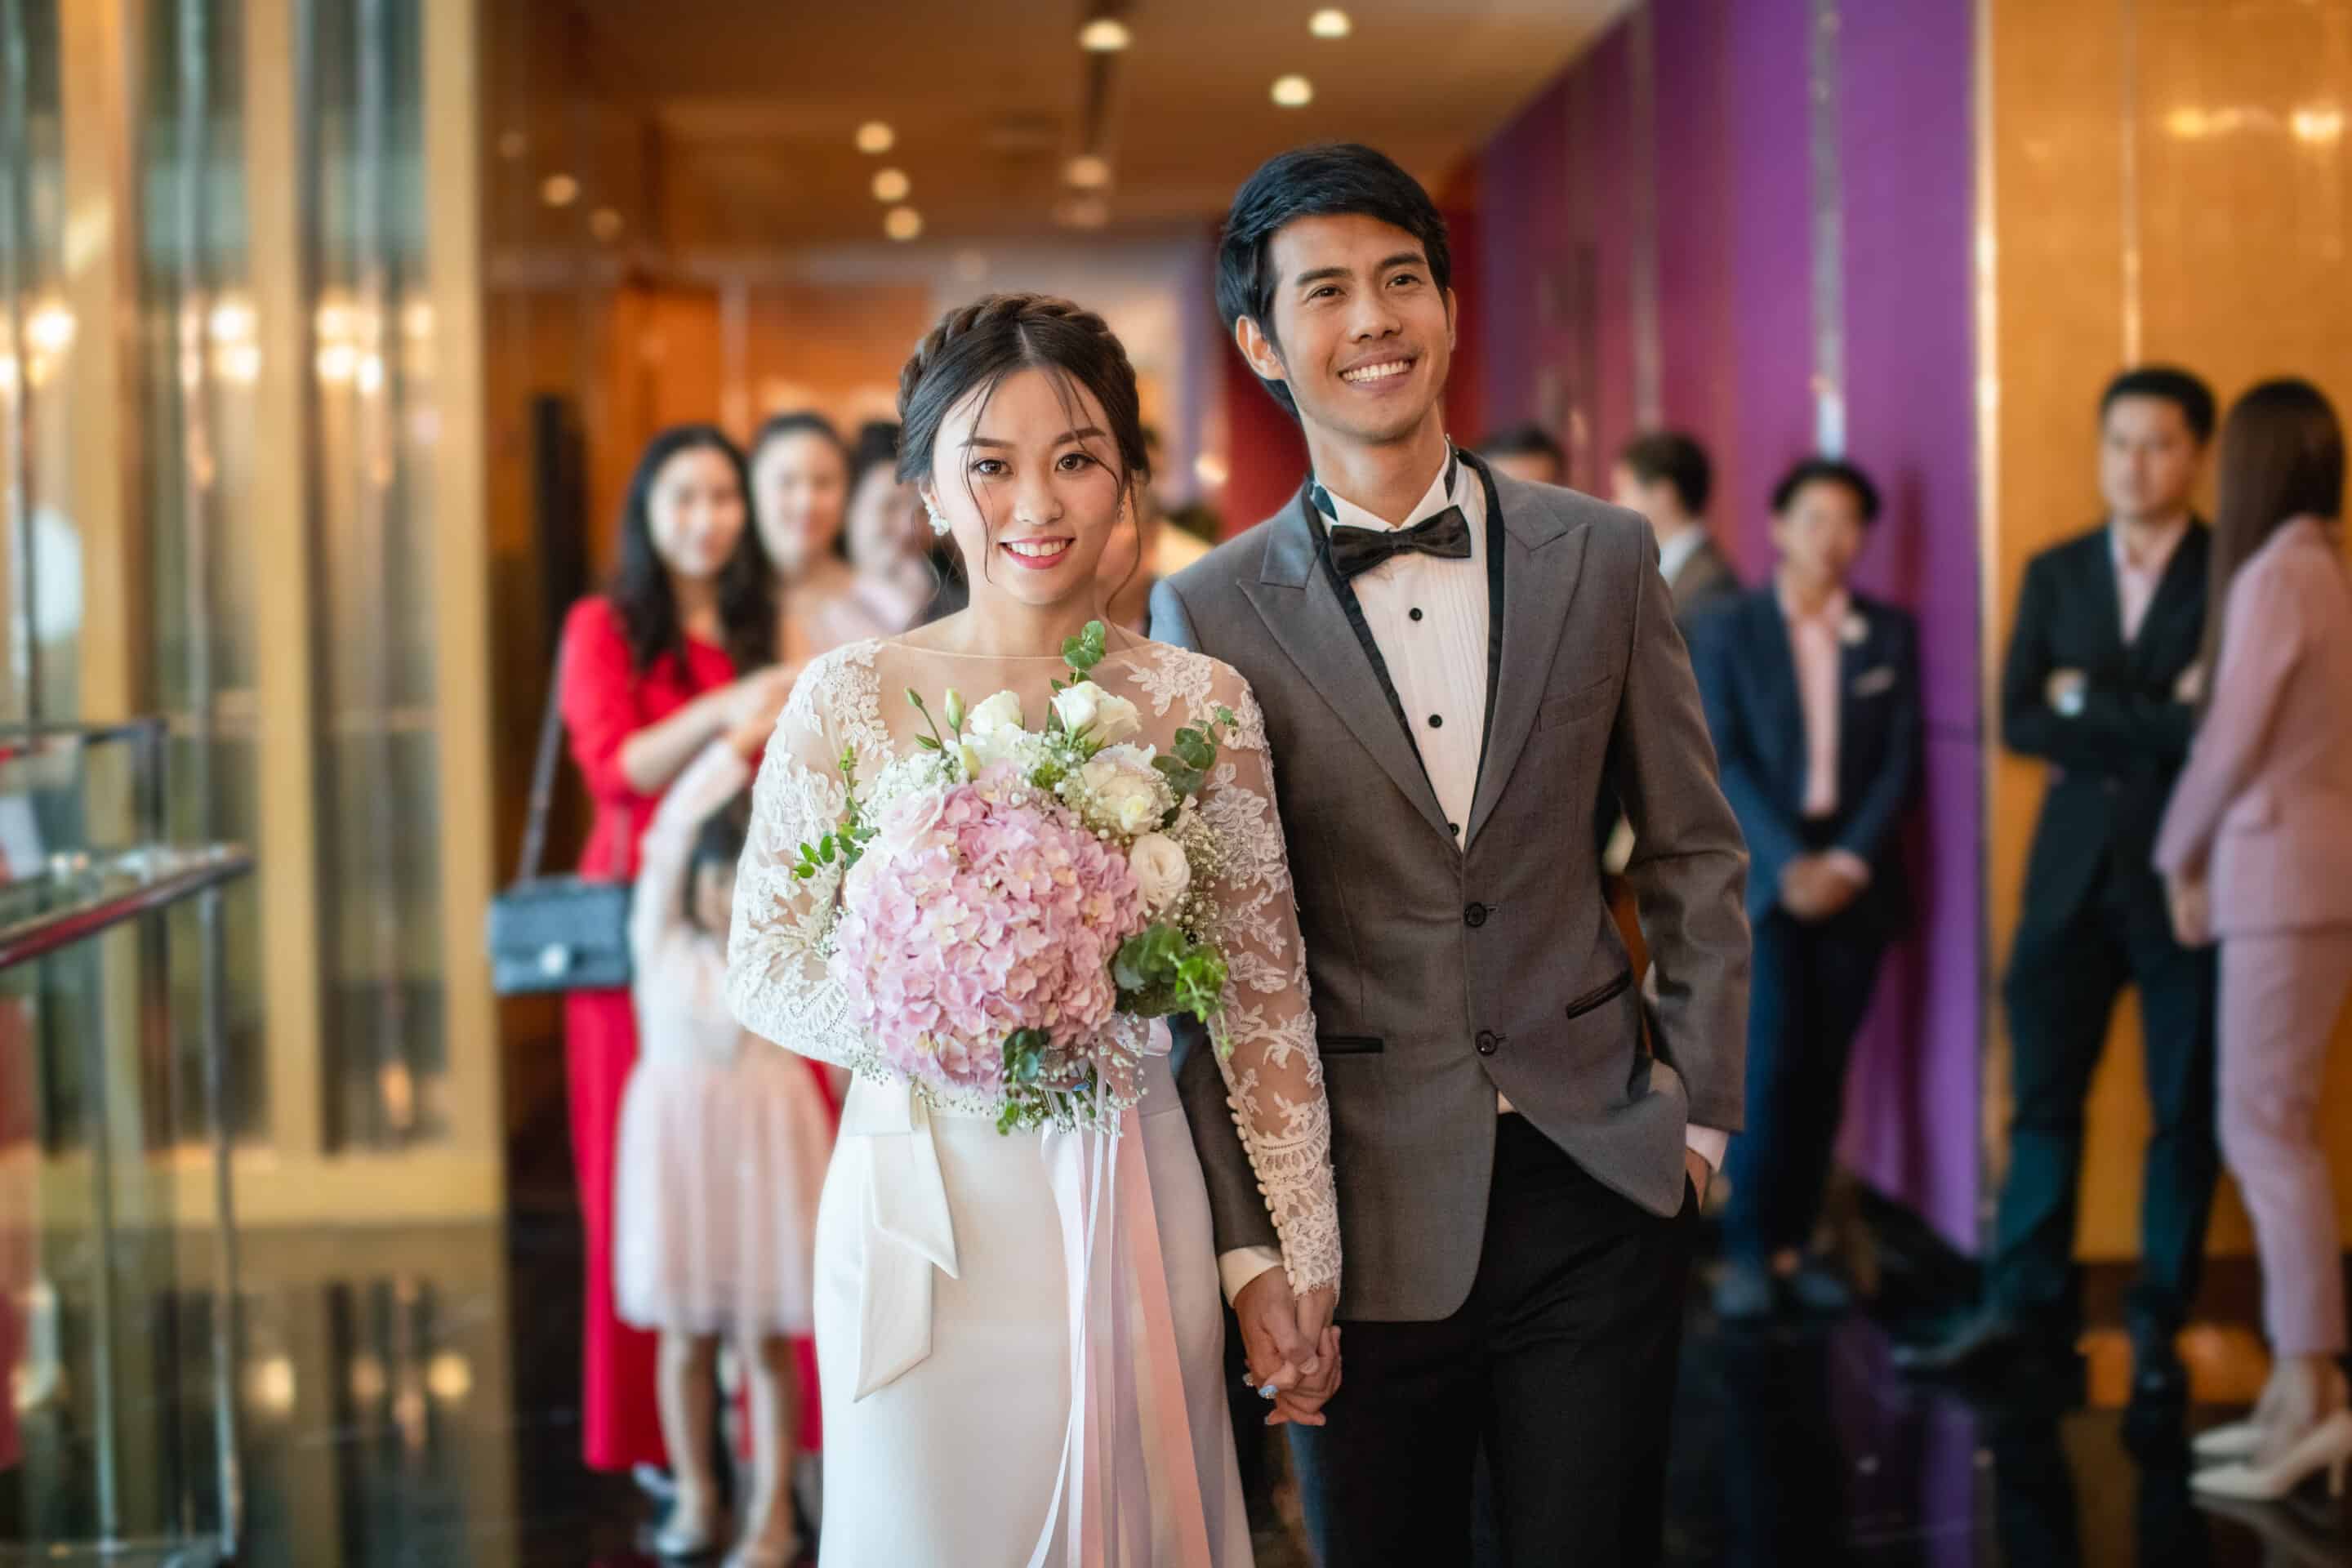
[923, 497, 951, 537]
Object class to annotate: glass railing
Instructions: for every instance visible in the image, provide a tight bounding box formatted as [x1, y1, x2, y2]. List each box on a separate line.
[1, 721, 249, 1567]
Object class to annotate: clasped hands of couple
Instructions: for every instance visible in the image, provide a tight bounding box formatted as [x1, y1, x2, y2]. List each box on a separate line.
[1228, 1152, 1717, 1429]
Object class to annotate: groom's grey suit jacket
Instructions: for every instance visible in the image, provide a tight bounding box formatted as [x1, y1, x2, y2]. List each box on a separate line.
[1150, 458, 1750, 1322]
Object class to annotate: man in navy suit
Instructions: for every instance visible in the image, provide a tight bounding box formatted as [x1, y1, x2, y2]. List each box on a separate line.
[1690, 457, 1921, 1320]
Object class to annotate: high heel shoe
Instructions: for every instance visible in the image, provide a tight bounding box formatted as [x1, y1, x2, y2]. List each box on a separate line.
[2189, 1409, 2352, 1502]
[2191, 1419, 2263, 1462]
[652, 1506, 721, 1561]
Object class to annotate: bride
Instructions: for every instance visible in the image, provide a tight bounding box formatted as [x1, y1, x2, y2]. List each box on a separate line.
[725, 292, 1339, 1566]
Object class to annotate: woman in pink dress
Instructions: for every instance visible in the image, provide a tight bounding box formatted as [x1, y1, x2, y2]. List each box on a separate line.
[559, 424, 788, 1477]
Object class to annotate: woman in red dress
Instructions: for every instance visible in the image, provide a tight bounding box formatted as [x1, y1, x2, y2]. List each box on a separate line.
[560, 424, 786, 1475]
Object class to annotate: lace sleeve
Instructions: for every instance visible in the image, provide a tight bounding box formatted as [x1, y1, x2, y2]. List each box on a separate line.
[725, 661, 864, 1068]
[1194, 665, 1340, 1298]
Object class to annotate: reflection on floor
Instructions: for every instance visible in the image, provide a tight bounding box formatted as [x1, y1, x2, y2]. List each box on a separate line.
[3, 1218, 2345, 1566]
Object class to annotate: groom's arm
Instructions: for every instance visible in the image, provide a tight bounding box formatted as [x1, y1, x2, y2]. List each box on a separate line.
[1607, 530, 1752, 1140]
[1152, 575, 1285, 1286]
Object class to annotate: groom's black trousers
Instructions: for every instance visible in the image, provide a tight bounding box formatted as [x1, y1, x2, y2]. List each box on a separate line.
[1290, 1111, 1697, 1568]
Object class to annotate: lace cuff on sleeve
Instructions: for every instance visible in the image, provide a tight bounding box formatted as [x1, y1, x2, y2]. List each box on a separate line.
[725, 662, 864, 1068]
[1192, 664, 1341, 1298]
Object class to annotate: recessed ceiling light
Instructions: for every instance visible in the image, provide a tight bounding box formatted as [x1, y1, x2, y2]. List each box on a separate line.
[856, 120, 895, 154]
[872, 167, 911, 202]
[590, 207, 623, 241]
[1271, 74, 1314, 109]
[884, 206, 924, 242]
[1064, 154, 1111, 190]
[540, 172, 580, 207]
[1078, 18, 1131, 51]
[1309, 8, 1352, 38]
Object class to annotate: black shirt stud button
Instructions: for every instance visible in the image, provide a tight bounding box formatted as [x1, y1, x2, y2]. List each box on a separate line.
[1464, 902, 1488, 928]
[1476, 1030, 1501, 1056]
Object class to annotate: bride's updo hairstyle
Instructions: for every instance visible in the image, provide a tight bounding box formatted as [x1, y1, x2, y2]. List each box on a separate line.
[895, 293, 1153, 583]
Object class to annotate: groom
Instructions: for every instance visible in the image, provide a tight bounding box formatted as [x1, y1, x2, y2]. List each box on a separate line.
[1152, 145, 1750, 1566]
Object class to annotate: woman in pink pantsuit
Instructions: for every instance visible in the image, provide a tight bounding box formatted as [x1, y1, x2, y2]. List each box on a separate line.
[2155, 379, 2352, 1500]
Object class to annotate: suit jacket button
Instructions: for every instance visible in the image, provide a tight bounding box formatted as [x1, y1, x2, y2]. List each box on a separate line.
[1464, 902, 1488, 928]
[1476, 1030, 1501, 1056]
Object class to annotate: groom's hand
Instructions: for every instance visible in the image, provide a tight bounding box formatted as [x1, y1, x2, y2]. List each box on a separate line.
[1684, 1148, 1713, 1209]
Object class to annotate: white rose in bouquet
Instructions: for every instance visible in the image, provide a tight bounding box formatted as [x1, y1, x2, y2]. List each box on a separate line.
[1128, 832, 1192, 914]
[962, 689, 1028, 766]
[1079, 746, 1170, 836]
[1053, 679, 1143, 745]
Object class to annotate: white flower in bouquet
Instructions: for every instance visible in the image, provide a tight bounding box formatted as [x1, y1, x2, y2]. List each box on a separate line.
[1077, 745, 1172, 836]
[1128, 831, 1192, 914]
[1053, 679, 1143, 745]
[964, 689, 1028, 766]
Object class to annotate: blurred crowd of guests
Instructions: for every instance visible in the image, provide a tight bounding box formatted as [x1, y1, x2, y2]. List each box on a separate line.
[1506, 367, 2351, 1506]
[546, 365, 2350, 1548]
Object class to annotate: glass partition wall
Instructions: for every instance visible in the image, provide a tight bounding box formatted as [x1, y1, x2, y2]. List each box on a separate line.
[2, 0, 499, 1558]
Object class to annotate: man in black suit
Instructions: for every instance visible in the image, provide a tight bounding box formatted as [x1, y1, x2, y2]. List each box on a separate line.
[1690, 457, 1920, 1321]
[1897, 367, 2219, 1405]
[1613, 431, 1741, 635]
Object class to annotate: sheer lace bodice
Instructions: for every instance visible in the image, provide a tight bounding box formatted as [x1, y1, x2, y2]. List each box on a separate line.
[727, 635, 1340, 1296]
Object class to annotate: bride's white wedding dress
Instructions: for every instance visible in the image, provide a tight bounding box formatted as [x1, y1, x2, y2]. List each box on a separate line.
[727, 635, 1339, 1566]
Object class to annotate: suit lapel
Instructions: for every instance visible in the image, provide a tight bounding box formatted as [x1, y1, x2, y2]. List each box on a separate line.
[1242, 492, 1454, 842]
[1465, 467, 1589, 845]
[2132, 523, 2207, 677]
[1755, 592, 1807, 796]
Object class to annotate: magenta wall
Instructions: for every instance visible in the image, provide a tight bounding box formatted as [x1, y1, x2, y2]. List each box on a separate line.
[1477, 0, 1983, 1252]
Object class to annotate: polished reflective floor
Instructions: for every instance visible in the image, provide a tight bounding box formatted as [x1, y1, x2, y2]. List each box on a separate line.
[5, 1218, 2345, 1566]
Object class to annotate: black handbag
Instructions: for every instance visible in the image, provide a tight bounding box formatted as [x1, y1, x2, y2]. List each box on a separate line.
[487, 655, 633, 995]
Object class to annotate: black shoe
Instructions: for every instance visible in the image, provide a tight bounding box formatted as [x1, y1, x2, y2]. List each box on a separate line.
[1892, 1307, 2038, 1377]
[2130, 1332, 2189, 1409]
[1786, 1262, 1854, 1316]
[1714, 1263, 1776, 1322]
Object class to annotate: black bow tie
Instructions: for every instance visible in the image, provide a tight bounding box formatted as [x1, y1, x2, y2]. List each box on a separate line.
[1326, 505, 1475, 581]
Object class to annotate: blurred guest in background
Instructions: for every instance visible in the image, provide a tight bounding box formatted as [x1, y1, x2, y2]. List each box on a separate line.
[749, 412, 873, 662]
[558, 425, 789, 1480]
[1614, 430, 1739, 632]
[1692, 457, 1918, 1321]
[616, 723, 831, 1566]
[843, 422, 957, 626]
[1477, 421, 1566, 487]
[2154, 379, 2352, 1499]
[1899, 368, 2219, 1410]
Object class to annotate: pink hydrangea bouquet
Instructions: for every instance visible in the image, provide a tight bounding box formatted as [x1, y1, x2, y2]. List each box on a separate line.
[791, 623, 1236, 1132]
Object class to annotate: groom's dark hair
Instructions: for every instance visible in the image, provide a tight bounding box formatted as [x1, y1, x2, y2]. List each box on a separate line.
[1216, 144, 1452, 415]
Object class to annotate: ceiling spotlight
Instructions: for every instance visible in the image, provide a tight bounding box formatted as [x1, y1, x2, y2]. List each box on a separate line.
[884, 206, 924, 242]
[856, 120, 896, 154]
[872, 167, 911, 202]
[539, 172, 580, 207]
[1078, 18, 1132, 52]
[1271, 74, 1314, 109]
[589, 207, 623, 241]
[1065, 154, 1111, 189]
[1309, 8, 1352, 38]
[1055, 195, 1110, 230]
